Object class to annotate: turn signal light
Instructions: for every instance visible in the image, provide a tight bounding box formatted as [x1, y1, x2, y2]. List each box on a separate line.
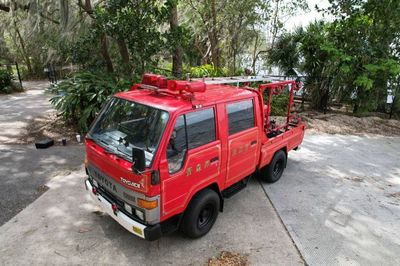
[137, 199, 158, 210]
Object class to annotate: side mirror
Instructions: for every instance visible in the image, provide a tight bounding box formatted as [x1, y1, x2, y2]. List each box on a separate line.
[132, 147, 145, 173]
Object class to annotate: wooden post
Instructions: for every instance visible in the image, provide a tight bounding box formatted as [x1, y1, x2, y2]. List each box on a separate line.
[15, 62, 22, 88]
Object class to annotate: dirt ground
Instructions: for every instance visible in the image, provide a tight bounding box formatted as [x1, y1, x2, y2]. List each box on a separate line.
[18, 111, 79, 145]
[208, 251, 249, 266]
[300, 111, 400, 136]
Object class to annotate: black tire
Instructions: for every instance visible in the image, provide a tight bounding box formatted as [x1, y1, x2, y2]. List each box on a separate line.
[180, 188, 220, 238]
[259, 150, 287, 183]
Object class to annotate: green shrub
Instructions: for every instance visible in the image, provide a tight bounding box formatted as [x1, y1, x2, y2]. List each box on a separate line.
[264, 91, 290, 117]
[50, 71, 131, 132]
[0, 69, 14, 93]
[189, 64, 228, 78]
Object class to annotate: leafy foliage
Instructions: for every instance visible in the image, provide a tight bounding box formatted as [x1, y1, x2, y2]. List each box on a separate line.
[189, 64, 228, 78]
[95, 0, 168, 75]
[0, 69, 14, 92]
[0, 68, 20, 93]
[270, 92, 290, 117]
[269, 0, 400, 114]
[50, 71, 131, 132]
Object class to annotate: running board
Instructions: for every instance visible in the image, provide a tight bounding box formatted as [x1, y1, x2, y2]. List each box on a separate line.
[222, 179, 248, 198]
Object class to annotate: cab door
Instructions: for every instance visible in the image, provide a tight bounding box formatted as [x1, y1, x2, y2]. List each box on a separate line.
[159, 107, 222, 219]
[225, 99, 259, 187]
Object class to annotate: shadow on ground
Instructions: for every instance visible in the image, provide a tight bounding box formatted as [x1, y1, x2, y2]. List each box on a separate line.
[0, 145, 85, 225]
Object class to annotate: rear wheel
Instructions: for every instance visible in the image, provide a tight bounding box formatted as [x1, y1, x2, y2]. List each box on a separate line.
[180, 189, 220, 238]
[259, 150, 287, 183]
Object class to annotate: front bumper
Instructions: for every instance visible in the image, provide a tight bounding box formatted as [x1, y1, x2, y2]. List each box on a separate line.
[85, 179, 161, 240]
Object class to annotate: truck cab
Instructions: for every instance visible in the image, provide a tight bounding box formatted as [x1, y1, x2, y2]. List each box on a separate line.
[84, 74, 305, 240]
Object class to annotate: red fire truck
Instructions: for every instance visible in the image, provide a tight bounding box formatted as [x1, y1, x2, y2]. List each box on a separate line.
[84, 74, 305, 240]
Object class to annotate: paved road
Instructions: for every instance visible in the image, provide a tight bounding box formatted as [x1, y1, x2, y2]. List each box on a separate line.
[2, 81, 398, 265]
[0, 81, 303, 265]
[263, 133, 400, 266]
[0, 81, 53, 144]
[0, 172, 303, 265]
[0, 82, 85, 225]
[0, 144, 84, 226]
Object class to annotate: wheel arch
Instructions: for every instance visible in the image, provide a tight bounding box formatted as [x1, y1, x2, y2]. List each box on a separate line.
[279, 146, 288, 167]
[185, 183, 224, 214]
[205, 183, 224, 212]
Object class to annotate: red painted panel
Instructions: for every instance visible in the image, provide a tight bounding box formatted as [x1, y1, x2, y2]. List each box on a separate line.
[85, 139, 154, 195]
[226, 127, 259, 186]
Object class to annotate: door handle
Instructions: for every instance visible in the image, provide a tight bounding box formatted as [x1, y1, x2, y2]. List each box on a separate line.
[210, 156, 219, 163]
[250, 140, 257, 146]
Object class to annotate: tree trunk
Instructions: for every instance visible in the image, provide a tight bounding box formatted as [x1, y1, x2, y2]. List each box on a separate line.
[232, 49, 237, 75]
[116, 38, 131, 76]
[100, 33, 114, 73]
[59, 0, 69, 29]
[389, 95, 396, 119]
[13, 19, 32, 74]
[169, 3, 183, 77]
[251, 33, 259, 74]
[270, 0, 281, 49]
[209, 0, 220, 68]
[81, 0, 114, 74]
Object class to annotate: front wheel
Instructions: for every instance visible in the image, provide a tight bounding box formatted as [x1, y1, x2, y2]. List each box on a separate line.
[180, 189, 220, 238]
[259, 150, 287, 183]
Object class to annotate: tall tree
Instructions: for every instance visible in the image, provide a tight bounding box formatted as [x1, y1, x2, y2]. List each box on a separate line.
[78, 0, 115, 74]
[168, 0, 183, 77]
[186, 0, 225, 68]
[96, 0, 166, 74]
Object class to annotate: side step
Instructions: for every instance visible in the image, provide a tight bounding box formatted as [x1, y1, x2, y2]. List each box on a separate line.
[222, 178, 248, 198]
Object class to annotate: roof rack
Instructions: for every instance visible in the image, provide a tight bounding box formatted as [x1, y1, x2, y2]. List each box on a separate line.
[190, 75, 284, 86]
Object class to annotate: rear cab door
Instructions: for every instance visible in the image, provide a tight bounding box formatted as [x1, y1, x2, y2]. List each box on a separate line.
[224, 97, 261, 187]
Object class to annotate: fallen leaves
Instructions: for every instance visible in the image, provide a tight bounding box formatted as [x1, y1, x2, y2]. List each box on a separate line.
[208, 251, 249, 266]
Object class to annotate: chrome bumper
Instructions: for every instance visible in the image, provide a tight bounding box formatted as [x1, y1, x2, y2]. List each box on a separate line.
[85, 179, 150, 239]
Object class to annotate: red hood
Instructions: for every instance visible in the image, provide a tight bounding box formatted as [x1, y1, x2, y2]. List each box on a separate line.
[85, 139, 150, 194]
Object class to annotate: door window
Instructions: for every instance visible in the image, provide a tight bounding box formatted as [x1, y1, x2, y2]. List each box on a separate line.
[167, 115, 187, 173]
[226, 100, 255, 135]
[166, 108, 216, 174]
[186, 108, 216, 149]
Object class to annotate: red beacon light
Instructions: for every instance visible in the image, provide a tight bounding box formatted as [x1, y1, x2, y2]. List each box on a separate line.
[141, 73, 168, 89]
[133, 74, 206, 100]
[167, 80, 206, 93]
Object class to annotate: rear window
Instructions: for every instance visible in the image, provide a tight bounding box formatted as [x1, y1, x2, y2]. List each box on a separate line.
[227, 99, 255, 135]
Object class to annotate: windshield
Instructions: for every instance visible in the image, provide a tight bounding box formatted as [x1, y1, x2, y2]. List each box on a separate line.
[88, 97, 169, 167]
